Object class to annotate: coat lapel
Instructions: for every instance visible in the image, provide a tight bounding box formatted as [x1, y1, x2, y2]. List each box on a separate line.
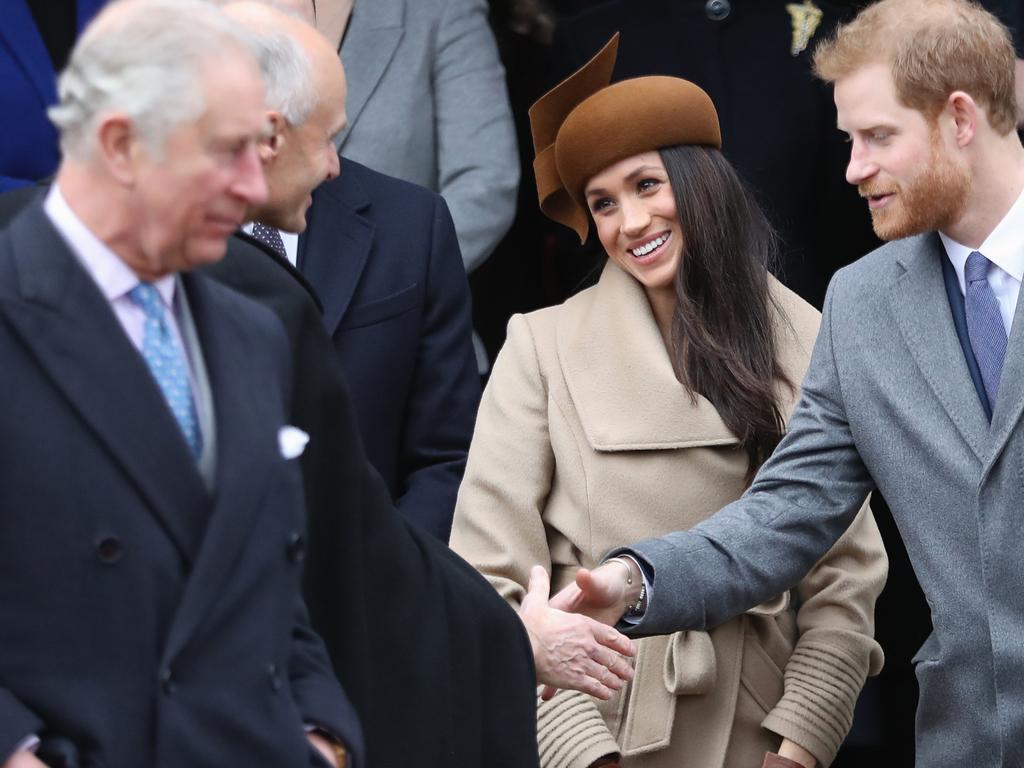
[557, 261, 739, 451]
[889, 233, 990, 461]
[1, 205, 210, 561]
[298, 165, 374, 334]
[161, 274, 277, 659]
[1, 1, 59, 109]
[336, 0, 403, 145]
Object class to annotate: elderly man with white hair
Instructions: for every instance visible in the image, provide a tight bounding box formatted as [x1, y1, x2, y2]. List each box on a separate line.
[0, 1, 357, 767]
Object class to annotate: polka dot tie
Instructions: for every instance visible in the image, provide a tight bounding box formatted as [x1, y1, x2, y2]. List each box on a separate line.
[128, 283, 203, 459]
[250, 221, 286, 257]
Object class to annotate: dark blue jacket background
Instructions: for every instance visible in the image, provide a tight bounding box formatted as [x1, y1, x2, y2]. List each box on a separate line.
[0, 0, 105, 191]
[298, 158, 480, 540]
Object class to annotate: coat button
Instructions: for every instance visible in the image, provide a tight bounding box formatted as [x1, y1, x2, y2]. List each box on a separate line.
[286, 531, 306, 563]
[95, 535, 123, 564]
[705, 0, 731, 20]
[159, 668, 176, 696]
[267, 663, 282, 692]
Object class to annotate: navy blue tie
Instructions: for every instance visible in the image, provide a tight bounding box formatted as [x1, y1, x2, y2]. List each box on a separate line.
[964, 250, 1007, 410]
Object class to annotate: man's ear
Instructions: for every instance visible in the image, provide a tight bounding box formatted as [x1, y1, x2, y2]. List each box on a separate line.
[95, 113, 139, 185]
[947, 90, 979, 148]
[258, 111, 288, 165]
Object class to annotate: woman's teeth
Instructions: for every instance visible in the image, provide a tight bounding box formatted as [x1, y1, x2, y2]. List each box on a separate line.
[631, 233, 668, 257]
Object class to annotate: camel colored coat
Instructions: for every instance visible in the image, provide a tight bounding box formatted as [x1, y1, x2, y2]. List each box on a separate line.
[450, 261, 887, 768]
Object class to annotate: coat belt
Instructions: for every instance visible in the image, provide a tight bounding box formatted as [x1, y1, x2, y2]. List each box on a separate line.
[618, 592, 789, 756]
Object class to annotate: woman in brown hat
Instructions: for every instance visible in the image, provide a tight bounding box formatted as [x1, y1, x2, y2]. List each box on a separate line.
[449, 35, 886, 768]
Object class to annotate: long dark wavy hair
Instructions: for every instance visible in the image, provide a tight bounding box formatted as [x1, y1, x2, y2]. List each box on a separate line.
[658, 144, 793, 480]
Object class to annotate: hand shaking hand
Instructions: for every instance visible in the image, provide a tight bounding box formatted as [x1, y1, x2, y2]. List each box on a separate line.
[519, 565, 636, 701]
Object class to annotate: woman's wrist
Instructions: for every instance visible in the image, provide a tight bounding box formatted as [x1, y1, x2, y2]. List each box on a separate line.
[776, 738, 817, 768]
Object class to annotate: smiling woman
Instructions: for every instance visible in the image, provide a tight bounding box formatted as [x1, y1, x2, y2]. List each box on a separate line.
[449, 33, 887, 768]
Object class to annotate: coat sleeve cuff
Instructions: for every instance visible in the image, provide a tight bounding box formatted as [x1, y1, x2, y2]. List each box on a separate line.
[537, 689, 619, 768]
[760, 641, 871, 767]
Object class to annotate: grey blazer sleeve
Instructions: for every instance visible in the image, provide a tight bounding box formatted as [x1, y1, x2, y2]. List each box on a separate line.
[613, 274, 876, 636]
[433, 0, 519, 273]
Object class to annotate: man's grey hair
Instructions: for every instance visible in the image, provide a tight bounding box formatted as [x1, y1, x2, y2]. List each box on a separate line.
[210, 0, 319, 126]
[49, 0, 260, 160]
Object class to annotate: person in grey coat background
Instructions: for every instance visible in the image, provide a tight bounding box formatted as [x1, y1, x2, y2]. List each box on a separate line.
[316, 0, 519, 373]
[542, 1, 1024, 766]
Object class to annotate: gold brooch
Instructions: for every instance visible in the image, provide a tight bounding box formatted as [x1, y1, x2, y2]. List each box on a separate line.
[786, 0, 823, 56]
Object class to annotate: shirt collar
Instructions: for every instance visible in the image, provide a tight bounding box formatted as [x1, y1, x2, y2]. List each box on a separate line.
[43, 184, 177, 309]
[939, 187, 1024, 292]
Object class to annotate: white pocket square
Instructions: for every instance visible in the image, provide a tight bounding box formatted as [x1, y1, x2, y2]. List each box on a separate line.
[278, 425, 310, 460]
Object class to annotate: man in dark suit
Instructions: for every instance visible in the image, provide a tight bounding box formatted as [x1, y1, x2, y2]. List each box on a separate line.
[0, 4, 548, 765]
[232, 1, 480, 541]
[297, 158, 480, 540]
[0, 2, 356, 767]
[199, 4, 543, 765]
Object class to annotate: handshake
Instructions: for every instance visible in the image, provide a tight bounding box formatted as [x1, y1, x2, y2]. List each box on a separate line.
[517, 559, 817, 768]
[517, 558, 643, 701]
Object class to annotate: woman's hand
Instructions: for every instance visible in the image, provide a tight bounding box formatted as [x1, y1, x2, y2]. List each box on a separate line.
[520, 565, 636, 701]
[549, 561, 640, 626]
[763, 739, 817, 768]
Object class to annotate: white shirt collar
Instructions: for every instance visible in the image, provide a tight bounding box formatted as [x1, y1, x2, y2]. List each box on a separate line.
[42, 184, 176, 309]
[939, 187, 1024, 294]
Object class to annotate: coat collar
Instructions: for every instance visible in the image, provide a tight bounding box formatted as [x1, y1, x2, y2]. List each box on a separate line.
[234, 230, 324, 313]
[890, 232, 992, 462]
[336, 0, 404, 146]
[556, 261, 740, 451]
[298, 160, 375, 334]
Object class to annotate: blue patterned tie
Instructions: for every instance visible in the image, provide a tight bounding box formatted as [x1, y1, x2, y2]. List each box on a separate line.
[964, 250, 1008, 410]
[128, 283, 203, 458]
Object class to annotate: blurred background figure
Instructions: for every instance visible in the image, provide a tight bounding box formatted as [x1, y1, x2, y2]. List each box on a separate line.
[0, 0, 104, 191]
[315, 0, 520, 374]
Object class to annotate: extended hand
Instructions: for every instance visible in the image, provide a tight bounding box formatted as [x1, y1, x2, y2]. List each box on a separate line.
[549, 560, 637, 627]
[520, 565, 636, 701]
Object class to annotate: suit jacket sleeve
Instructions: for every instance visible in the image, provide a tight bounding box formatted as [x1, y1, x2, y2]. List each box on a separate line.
[433, 0, 519, 273]
[613, 272, 876, 636]
[394, 194, 480, 540]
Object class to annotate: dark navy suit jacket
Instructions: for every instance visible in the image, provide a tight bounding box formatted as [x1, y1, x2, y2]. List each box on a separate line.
[0, 0, 105, 191]
[0, 201, 356, 768]
[298, 158, 480, 540]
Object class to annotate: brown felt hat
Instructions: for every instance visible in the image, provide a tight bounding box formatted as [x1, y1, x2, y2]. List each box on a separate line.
[529, 34, 722, 242]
